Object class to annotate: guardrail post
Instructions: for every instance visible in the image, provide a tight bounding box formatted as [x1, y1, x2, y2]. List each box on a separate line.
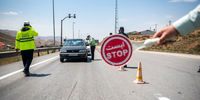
[37, 50, 40, 56]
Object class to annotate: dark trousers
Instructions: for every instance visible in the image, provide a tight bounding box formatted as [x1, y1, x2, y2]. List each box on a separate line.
[21, 50, 34, 72]
[91, 46, 96, 60]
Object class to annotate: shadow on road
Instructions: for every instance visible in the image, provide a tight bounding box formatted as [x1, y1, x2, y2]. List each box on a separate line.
[93, 59, 102, 61]
[26, 73, 51, 77]
[62, 59, 92, 63]
[126, 66, 138, 69]
[198, 65, 200, 73]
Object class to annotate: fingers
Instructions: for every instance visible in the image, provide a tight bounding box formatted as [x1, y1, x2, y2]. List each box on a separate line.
[158, 32, 168, 44]
[153, 25, 179, 45]
[153, 30, 163, 38]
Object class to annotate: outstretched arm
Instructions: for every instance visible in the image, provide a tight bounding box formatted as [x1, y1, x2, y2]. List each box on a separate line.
[153, 5, 200, 44]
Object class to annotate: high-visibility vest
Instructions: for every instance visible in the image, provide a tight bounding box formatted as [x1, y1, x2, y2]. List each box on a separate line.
[15, 26, 38, 51]
[90, 37, 96, 46]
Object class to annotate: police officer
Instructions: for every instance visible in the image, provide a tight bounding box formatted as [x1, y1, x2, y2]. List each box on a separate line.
[118, 27, 128, 68]
[15, 21, 38, 76]
[119, 27, 128, 37]
[88, 35, 96, 60]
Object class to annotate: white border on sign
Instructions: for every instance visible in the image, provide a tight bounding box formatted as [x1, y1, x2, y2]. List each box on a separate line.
[102, 36, 132, 66]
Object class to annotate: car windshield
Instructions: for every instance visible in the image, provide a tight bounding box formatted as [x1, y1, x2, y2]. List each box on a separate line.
[64, 39, 84, 46]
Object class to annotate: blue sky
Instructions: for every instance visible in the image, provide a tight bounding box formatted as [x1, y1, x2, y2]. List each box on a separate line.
[0, 0, 199, 41]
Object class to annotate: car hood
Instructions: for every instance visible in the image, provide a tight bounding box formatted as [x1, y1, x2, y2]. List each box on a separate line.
[61, 46, 86, 50]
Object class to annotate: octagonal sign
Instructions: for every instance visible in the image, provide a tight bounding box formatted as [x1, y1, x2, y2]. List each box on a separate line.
[101, 35, 133, 66]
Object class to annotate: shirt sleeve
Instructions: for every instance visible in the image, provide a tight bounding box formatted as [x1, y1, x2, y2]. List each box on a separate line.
[30, 27, 38, 36]
[173, 5, 200, 35]
[15, 31, 20, 49]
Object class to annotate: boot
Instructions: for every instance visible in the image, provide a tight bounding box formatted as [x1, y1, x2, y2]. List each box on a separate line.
[23, 70, 30, 76]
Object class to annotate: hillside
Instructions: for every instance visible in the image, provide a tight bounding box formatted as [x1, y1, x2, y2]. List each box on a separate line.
[0, 29, 60, 52]
[127, 30, 154, 41]
[141, 30, 200, 55]
[0, 32, 16, 50]
[0, 29, 17, 37]
[128, 34, 153, 41]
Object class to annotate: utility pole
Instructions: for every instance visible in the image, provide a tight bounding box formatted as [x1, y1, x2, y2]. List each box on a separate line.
[78, 30, 80, 38]
[73, 22, 75, 39]
[115, 0, 118, 34]
[155, 24, 157, 32]
[60, 14, 76, 46]
[52, 0, 56, 46]
[169, 20, 172, 26]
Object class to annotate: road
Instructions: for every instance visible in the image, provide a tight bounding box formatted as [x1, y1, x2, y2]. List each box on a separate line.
[0, 45, 200, 100]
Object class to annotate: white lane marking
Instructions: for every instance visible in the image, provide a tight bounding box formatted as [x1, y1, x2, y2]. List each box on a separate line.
[158, 97, 170, 100]
[0, 56, 59, 80]
[154, 93, 171, 100]
[137, 50, 200, 59]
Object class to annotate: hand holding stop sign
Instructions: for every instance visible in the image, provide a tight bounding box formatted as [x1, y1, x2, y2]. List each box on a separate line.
[101, 35, 133, 66]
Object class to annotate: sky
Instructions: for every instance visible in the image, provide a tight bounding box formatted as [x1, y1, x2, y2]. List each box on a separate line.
[0, 0, 199, 41]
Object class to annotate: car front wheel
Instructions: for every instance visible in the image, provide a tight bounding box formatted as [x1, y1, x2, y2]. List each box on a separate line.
[60, 58, 64, 62]
[84, 57, 88, 62]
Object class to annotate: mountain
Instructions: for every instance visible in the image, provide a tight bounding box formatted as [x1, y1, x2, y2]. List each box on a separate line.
[0, 31, 15, 47]
[140, 30, 156, 35]
[35, 36, 61, 41]
[0, 29, 17, 37]
[0, 29, 61, 52]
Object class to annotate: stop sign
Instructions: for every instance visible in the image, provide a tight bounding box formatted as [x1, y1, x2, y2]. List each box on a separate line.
[101, 35, 133, 66]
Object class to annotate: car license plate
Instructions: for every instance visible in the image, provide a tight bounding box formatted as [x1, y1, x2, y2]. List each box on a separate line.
[68, 54, 78, 56]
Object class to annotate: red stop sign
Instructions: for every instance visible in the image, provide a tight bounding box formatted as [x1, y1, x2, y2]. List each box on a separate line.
[101, 35, 133, 66]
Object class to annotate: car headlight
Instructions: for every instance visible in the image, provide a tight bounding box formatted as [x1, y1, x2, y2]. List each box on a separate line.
[79, 50, 86, 53]
[60, 49, 66, 53]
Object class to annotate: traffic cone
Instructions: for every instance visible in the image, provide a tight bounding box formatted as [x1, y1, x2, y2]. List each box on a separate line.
[118, 66, 127, 71]
[134, 62, 145, 84]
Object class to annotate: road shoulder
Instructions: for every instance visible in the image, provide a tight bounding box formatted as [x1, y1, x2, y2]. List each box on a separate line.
[137, 50, 200, 59]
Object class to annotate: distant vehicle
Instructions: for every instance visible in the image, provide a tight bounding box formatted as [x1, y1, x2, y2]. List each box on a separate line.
[60, 39, 90, 62]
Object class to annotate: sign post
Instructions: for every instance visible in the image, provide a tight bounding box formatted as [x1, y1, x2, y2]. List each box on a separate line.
[101, 35, 133, 66]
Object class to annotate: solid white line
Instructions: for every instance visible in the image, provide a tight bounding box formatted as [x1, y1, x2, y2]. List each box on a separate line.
[154, 93, 171, 100]
[0, 56, 59, 80]
[137, 50, 200, 59]
[158, 97, 170, 100]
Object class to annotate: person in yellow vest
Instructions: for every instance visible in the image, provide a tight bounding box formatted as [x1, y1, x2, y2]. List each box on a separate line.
[15, 21, 38, 76]
[88, 35, 96, 60]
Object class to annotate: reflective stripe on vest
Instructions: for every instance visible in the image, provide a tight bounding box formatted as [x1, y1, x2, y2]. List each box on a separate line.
[16, 37, 34, 42]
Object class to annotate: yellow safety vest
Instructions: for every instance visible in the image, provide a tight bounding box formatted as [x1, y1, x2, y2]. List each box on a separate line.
[90, 38, 96, 46]
[15, 26, 38, 51]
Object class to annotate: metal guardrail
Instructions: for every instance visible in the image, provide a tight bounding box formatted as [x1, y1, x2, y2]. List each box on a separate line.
[0, 47, 60, 58]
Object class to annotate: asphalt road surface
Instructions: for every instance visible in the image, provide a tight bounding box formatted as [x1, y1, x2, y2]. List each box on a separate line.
[0, 45, 200, 100]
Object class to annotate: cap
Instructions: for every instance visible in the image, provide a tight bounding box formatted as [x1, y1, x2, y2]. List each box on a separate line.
[119, 27, 124, 31]
[24, 21, 30, 26]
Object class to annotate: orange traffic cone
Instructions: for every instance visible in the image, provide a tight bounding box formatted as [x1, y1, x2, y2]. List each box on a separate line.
[118, 66, 127, 71]
[134, 62, 145, 84]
